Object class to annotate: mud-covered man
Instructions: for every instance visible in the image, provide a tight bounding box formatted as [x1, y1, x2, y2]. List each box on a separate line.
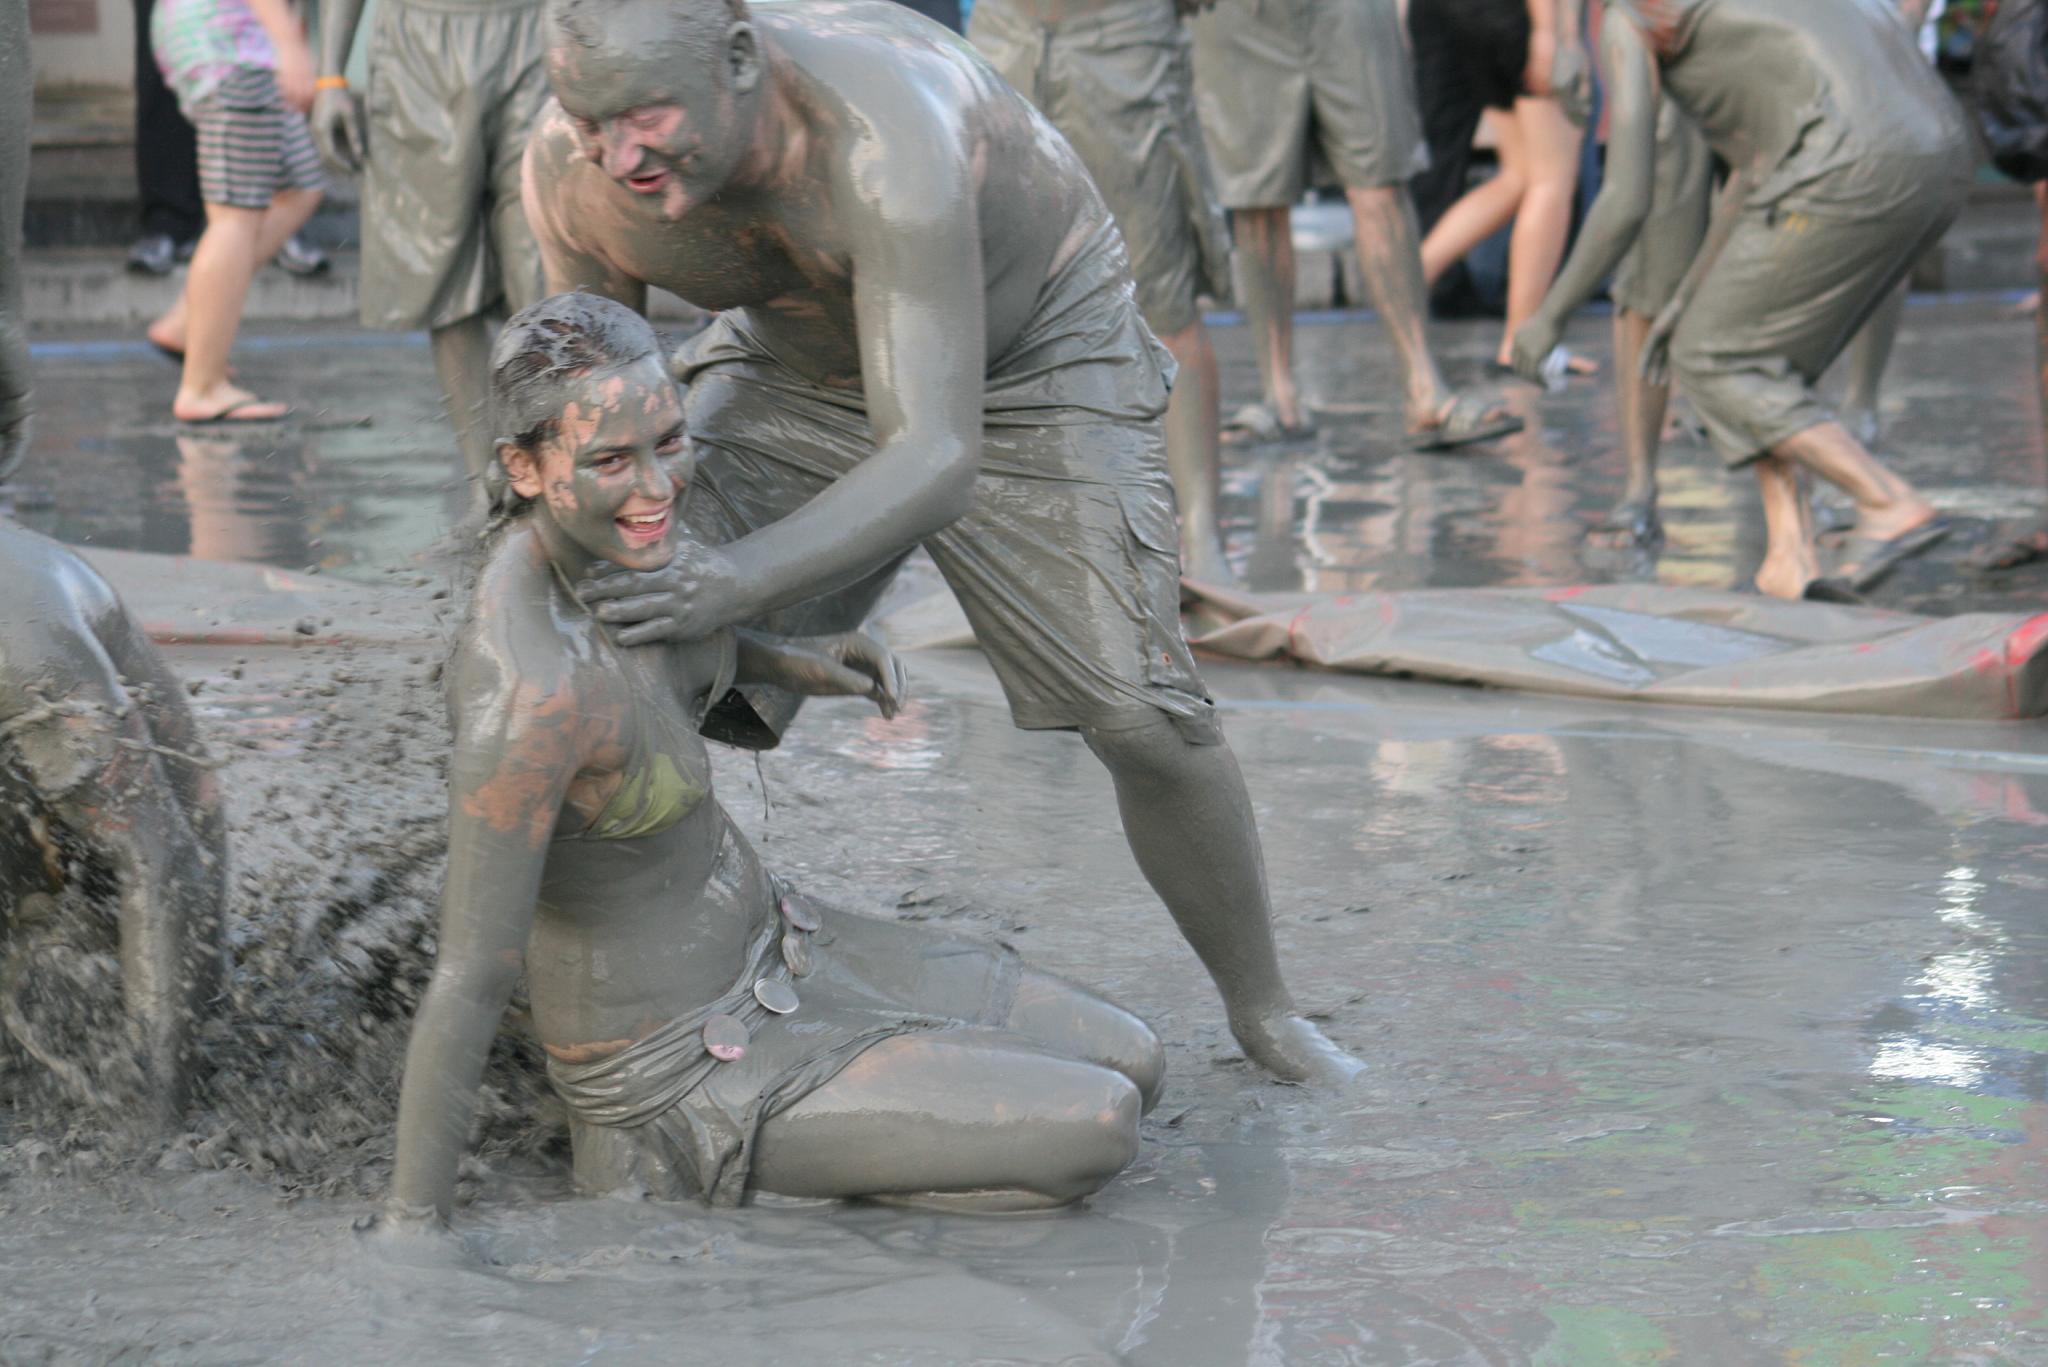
[0, 525, 226, 1123]
[522, 0, 1361, 1083]
[312, 0, 552, 487]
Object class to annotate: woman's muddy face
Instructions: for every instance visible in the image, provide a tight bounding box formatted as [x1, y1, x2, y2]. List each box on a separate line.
[509, 354, 690, 571]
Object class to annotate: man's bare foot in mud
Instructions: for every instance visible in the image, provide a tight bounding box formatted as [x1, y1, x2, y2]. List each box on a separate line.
[1232, 1009, 1367, 1087]
[1586, 491, 1662, 549]
[1969, 517, 2048, 572]
[1405, 391, 1524, 452]
[1753, 548, 1826, 601]
[173, 381, 290, 425]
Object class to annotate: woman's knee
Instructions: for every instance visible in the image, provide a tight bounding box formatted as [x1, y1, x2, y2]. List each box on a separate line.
[1034, 1070, 1142, 1201]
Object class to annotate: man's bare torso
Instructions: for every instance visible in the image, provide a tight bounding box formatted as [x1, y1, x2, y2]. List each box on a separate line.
[525, 0, 1111, 388]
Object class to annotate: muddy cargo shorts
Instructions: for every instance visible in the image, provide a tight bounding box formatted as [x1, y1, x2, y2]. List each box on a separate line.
[1189, 0, 1425, 208]
[1672, 158, 1967, 469]
[192, 67, 326, 211]
[969, 0, 1230, 333]
[359, 0, 549, 331]
[673, 230, 1221, 748]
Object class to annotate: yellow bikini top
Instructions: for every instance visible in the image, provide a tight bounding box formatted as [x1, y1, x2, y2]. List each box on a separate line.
[552, 564, 736, 843]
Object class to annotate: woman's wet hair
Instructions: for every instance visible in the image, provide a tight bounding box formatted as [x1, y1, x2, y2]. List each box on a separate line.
[491, 291, 665, 455]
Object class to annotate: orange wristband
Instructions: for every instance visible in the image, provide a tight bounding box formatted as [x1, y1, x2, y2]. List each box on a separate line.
[314, 75, 349, 90]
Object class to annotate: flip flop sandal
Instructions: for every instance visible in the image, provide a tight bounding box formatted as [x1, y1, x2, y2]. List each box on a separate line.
[1800, 576, 1866, 605]
[1222, 401, 1316, 446]
[1406, 393, 1524, 452]
[1967, 522, 2048, 572]
[1587, 497, 1663, 547]
[178, 398, 292, 426]
[1835, 515, 1953, 592]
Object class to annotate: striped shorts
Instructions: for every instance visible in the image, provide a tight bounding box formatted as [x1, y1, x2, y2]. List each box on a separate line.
[193, 66, 326, 210]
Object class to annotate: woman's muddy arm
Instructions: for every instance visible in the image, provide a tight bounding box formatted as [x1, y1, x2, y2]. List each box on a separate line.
[1510, 18, 1659, 379]
[732, 629, 906, 718]
[386, 673, 578, 1223]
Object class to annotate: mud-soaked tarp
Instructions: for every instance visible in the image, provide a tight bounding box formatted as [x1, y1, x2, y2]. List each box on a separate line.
[881, 580, 2048, 720]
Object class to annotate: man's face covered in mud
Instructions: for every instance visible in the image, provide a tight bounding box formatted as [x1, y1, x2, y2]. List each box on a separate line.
[547, 0, 762, 218]
[501, 353, 692, 571]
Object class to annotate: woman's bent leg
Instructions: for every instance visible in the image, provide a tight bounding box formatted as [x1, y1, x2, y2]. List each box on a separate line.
[750, 1030, 1142, 1211]
[1003, 968, 1166, 1111]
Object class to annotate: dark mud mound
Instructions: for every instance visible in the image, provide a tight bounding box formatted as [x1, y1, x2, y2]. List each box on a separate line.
[0, 643, 562, 1198]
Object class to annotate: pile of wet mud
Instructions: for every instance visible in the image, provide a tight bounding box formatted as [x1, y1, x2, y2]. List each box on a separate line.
[0, 634, 563, 1202]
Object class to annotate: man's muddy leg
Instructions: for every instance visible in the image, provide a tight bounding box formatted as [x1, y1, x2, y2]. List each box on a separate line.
[1771, 421, 1937, 552]
[1751, 453, 1822, 598]
[1156, 317, 1231, 583]
[1594, 307, 1665, 547]
[1081, 715, 1365, 1086]
[0, 0, 33, 489]
[750, 1030, 1142, 1210]
[1840, 276, 1907, 447]
[1342, 184, 1454, 432]
[1231, 207, 1307, 430]
[432, 315, 498, 497]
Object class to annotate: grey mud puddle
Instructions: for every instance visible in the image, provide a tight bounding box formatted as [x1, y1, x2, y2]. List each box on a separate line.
[6, 636, 2048, 1363]
[7, 299, 2048, 1361]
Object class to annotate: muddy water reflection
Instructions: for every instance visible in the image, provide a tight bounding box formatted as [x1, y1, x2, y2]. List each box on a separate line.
[19, 334, 469, 585]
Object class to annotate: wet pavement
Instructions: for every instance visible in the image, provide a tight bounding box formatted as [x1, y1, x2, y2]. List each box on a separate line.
[16, 292, 2048, 612]
[3, 300, 2047, 1363]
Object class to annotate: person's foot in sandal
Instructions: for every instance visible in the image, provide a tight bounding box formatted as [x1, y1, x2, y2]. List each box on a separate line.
[1585, 491, 1663, 549]
[1969, 516, 2048, 572]
[1222, 400, 1316, 446]
[1405, 391, 1523, 452]
[1832, 514, 1952, 592]
[173, 382, 290, 424]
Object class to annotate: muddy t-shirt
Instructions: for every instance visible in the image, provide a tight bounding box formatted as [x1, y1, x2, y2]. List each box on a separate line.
[1654, 0, 1969, 215]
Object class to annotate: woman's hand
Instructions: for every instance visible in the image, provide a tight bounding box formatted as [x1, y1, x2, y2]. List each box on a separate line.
[1509, 310, 1566, 385]
[578, 542, 755, 645]
[771, 634, 908, 718]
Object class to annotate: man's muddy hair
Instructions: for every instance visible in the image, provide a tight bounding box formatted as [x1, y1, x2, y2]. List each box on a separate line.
[549, 0, 748, 52]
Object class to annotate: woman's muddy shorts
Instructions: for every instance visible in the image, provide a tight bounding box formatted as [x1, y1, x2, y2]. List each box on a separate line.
[1189, 0, 1426, 207]
[192, 67, 325, 211]
[559, 897, 1025, 1206]
[1673, 159, 1966, 468]
[968, 0, 1230, 333]
[358, 0, 549, 331]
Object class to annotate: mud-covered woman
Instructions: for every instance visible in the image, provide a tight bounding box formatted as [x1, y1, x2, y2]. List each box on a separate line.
[375, 295, 1161, 1246]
